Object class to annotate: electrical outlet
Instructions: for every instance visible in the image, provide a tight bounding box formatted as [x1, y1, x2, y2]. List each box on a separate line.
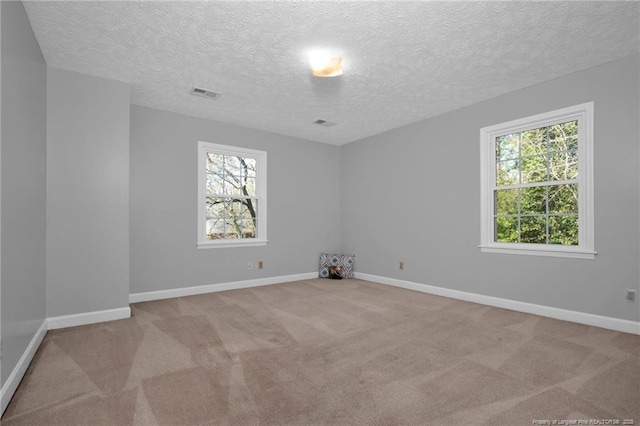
[248, 261, 253, 270]
[258, 261, 264, 269]
[399, 261, 404, 270]
[625, 289, 637, 302]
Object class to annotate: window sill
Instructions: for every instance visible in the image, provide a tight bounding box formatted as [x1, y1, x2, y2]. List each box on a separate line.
[198, 239, 268, 249]
[479, 244, 596, 259]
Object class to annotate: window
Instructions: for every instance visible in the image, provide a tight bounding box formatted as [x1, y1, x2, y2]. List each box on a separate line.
[197, 141, 267, 248]
[479, 102, 595, 259]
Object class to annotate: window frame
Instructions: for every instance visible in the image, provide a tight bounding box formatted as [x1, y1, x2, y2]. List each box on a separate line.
[197, 141, 267, 249]
[479, 102, 595, 259]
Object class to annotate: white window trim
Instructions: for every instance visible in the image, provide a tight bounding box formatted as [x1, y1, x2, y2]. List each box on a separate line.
[479, 102, 595, 259]
[197, 141, 267, 249]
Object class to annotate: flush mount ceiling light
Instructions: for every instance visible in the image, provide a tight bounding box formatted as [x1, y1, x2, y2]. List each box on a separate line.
[308, 50, 343, 77]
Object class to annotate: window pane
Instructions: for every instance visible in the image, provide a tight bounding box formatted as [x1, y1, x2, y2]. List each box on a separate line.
[496, 134, 519, 161]
[241, 219, 256, 238]
[495, 216, 518, 242]
[224, 155, 256, 177]
[520, 128, 547, 157]
[224, 200, 243, 218]
[222, 175, 256, 197]
[242, 177, 256, 197]
[549, 150, 578, 181]
[224, 220, 240, 239]
[228, 219, 254, 239]
[206, 153, 224, 173]
[497, 160, 519, 185]
[520, 216, 547, 243]
[224, 155, 243, 176]
[206, 197, 226, 218]
[241, 158, 257, 179]
[495, 189, 518, 215]
[206, 154, 259, 197]
[548, 120, 578, 152]
[205, 218, 225, 240]
[208, 199, 236, 218]
[521, 155, 548, 183]
[549, 215, 578, 245]
[206, 173, 224, 195]
[548, 184, 578, 213]
[520, 186, 546, 215]
[231, 176, 256, 197]
[224, 175, 244, 196]
[243, 199, 257, 222]
[206, 199, 257, 240]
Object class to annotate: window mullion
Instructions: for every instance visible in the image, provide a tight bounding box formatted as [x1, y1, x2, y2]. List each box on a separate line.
[495, 179, 577, 191]
[545, 125, 550, 244]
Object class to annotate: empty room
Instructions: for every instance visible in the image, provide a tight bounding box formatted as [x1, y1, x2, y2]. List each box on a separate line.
[1, 1, 639, 424]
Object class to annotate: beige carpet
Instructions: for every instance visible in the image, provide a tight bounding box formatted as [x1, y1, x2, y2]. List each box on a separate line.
[2, 278, 639, 425]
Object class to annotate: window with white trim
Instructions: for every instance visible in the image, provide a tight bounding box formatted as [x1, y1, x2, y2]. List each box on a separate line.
[197, 141, 267, 248]
[479, 102, 595, 259]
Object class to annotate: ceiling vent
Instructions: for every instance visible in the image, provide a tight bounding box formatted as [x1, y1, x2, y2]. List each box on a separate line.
[190, 87, 222, 100]
[313, 119, 336, 127]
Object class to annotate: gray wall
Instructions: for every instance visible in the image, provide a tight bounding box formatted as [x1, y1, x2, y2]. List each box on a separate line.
[46, 67, 130, 317]
[130, 106, 341, 294]
[1, 0, 47, 385]
[341, 55, 640, 322]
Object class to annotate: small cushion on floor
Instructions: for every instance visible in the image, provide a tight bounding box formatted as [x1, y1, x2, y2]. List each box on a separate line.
[319, 253, 355, 279]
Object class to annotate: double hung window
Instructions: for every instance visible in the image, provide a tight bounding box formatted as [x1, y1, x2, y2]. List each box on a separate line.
[479, 103, 594, 259]
[197, 141, 267, 248]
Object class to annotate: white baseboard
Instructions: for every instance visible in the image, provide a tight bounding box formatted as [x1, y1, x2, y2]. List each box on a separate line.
[1, 319, 47, 417]
[1, 307, 130, 416]
[129, 272, 318, 304]
[2, 274, 320, 416]
[355, 272, 640, 335]
[5, 271, 632, 420]
[46, 307, 131, 330]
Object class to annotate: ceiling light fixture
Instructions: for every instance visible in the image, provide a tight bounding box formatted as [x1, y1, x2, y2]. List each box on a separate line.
[308, 50, 343, 77]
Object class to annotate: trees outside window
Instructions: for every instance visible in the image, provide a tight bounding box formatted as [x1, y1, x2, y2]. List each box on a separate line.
[197, 142, 267, 248]
[480, 103, 595, 259]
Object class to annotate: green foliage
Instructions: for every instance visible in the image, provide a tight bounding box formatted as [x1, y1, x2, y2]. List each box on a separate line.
[496, 216, 518, 243]
[549, 215, 579, 245]
[494, 120, 579, 245]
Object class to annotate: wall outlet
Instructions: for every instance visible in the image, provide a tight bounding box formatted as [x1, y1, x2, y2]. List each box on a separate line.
[399, 261, 404, 270]
[258, 261, 264, 269]
[248, 261, 253, 270]
[625, 289, 637, 302]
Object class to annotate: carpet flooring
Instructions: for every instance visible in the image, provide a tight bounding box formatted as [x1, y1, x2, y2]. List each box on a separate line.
[2, 278, 639, 425]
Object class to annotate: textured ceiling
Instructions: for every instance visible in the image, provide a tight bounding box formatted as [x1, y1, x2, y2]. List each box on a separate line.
[23, 1, 640, 145]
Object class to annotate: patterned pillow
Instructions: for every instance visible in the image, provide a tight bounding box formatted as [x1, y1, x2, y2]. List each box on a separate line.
[319, 253, 355, 279]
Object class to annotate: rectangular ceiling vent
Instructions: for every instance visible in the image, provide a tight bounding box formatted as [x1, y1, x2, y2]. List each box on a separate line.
[314, 119, 336, 127]
[190, 87, 222, 100]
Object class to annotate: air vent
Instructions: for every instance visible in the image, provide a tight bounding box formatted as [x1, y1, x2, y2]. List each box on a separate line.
[190, 87, 222, 100]
[313, 119, 336, 127]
